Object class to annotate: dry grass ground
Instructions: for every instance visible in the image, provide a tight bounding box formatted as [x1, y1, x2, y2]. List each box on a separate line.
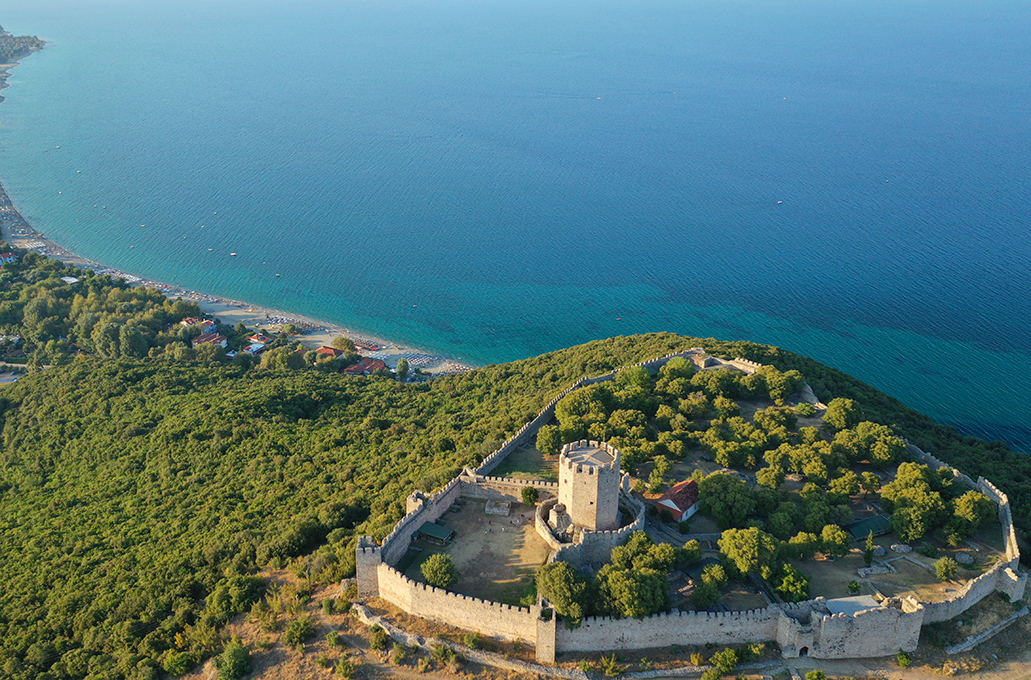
[489, 444, 558, 481]
[399, 499, 549, 605]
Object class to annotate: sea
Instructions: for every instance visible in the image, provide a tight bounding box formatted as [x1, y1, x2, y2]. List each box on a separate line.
[1, 0, 1029, 452]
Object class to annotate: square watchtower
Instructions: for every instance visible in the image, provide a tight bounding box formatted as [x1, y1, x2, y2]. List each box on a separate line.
[558, 440, 621, 531]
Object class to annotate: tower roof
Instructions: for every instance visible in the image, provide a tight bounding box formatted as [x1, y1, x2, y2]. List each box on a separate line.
[563, 444, 614, 467]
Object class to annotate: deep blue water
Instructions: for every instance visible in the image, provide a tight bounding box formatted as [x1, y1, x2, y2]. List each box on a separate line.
[1, 0, 1030, 451]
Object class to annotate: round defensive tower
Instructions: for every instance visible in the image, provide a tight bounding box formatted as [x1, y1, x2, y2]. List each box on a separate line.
[558, 440, 621, 531]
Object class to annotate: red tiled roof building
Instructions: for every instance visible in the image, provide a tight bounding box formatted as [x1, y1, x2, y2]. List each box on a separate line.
[656, 479, 700, 521]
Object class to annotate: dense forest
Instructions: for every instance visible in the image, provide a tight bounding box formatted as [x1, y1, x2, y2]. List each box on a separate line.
[0, 259, 1029, 678]
[0, 26, 44, 63]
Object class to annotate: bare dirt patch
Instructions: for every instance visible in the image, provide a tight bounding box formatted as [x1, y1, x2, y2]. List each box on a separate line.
[400, 499, 549, 604]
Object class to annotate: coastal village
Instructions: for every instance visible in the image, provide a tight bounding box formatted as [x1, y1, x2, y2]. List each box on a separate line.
[0, 182, 471, 379]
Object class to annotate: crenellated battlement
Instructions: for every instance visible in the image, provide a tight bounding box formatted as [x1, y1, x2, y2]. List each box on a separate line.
[356, 348, 1024, 666]
[559, 440, 622, 473]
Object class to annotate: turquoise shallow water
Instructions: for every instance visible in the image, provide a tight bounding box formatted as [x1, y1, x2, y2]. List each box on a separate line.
[1, 0, 1030, 450]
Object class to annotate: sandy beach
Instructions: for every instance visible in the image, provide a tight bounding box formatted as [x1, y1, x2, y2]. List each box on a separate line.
[0, 181, 473, 376]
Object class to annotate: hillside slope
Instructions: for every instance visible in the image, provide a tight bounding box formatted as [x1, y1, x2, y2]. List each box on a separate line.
[0, 333, 1026, 679]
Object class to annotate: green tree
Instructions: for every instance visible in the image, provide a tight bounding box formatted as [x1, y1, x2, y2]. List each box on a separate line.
[824, 398, 860, 431]
[713, 395, 740, 418]
[421, 554, 459, 589]
[521, 486, 539, 506]
[709, 648, 738, 674]
[718, 527, 779, 579]
[860, 471, 882, 497]
[691, 579, 721, 609]
[331, 336, 356, 352]
[820, 524, 851, 557]
[786, 532, 819, 560]
[864, 531, 875, 567]
[934, 557, 959, 581]
[216, 638, 251, 680]
[616, 365, 653, 391]
[536, 424, 562, 455]
[698, 473, 755, 530]
[775, 564, 810, 602]
[756, 465, 785, 490]
[536, 562, 589, 624]
[595, 564, 667, 619]
[954, 491, 995, 529]
[396, 358, 409, 381]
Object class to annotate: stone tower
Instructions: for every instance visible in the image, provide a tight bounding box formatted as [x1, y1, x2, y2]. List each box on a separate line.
[558, 440, 621, 531]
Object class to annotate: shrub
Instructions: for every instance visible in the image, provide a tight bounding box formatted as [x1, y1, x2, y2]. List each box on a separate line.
[216, 638, 251, 680]
[462, 633, 481, 650]
[701, 669, 723, 680]
[163, 652, 194, 676]
[335, 657, 357, 678]
[600, 654, 626, 677]
[369, 624, 390, 650]
[521, 486, 539, 506]
[805, 672, 827, 680]
[315, 653, 333, 668]
[690, 652, 705, 666]
[796, 402, 816, 417]
[391, 643, 407, 665]
[710, 648, 738, 674]
[935, 557, 959, 581]
[919, 542, 938, 558]
[898, 650, 912, 668]
[325, 631, 342, 648]
[848, 579, 860, 594]
[282, 616, 316, 646]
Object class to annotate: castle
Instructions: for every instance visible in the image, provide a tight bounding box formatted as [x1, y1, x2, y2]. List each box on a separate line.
[356, 349, 1027, 664]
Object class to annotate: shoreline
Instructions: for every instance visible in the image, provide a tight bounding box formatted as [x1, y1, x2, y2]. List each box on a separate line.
[0, 179, 474, 375]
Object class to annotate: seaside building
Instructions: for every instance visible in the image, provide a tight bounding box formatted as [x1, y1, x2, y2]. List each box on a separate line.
[343, 357, 388, 375]
[192, 332, 228, 349]
[315, 346, 347, 359]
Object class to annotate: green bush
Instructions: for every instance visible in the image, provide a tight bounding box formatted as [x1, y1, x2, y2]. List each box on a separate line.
[897, 650, 912, 668]
[369, 624, 390, 650]
[600, 654, 626, 677]
[709, 648, 738, 674]
[282, 616, 316, 646]
[216, 639, 251, 680]
[935, 557, 959, 581]
[163, 652, 195, 676]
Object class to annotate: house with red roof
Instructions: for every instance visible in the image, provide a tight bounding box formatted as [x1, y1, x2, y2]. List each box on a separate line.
[343, 357, 388, 376]
[315, 346, 347, 359]
[191, 332, 228, 349]
[656, 479, 700, 521]
[247, 333, 272, 344]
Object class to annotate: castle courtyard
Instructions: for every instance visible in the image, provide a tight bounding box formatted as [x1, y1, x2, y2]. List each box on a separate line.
[398, 498, 551, 605]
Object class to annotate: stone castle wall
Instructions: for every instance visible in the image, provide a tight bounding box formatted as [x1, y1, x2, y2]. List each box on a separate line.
[356, 349, 1025, 664]
[549, 491, 647, 565]
[458, 472, 559, 503]
[557, 608, 780, 652]
[906, 443, 977, 488]
[376, 562, 541, 643]
[381, 477, 463, 566]
[807, 600, 923, 657]
[475, 350, 702, 476]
